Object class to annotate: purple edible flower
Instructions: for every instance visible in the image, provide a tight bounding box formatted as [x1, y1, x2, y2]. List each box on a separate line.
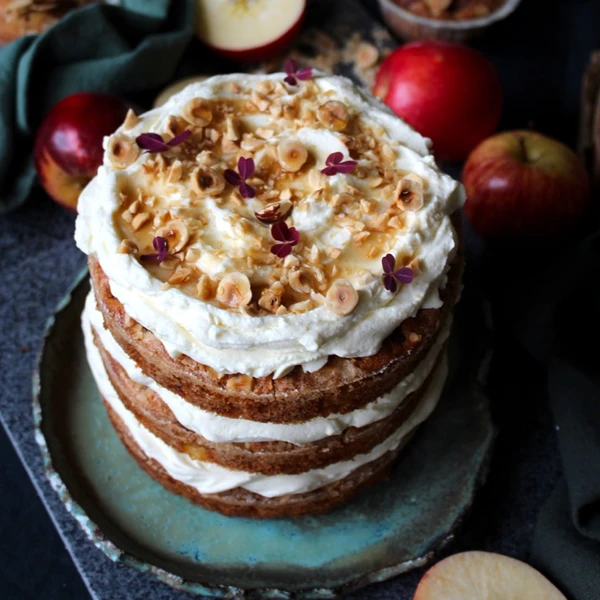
[320, 152, 357, 176]
[270, 221, 300, 258]
[136, 130, 192, 153]
[283, 59, 313, 86]
[140, 236, 168, 264]
[382, 254, 413, 293]
[224, 156, 256, 199]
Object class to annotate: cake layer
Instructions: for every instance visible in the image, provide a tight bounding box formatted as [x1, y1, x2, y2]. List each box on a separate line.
[95, 328, 446, 475]
[90, 239, 461, 424]
[76, 72, 465, 379]
[104, 398, 415, 518]
[98, 333, 436, 475]
[87, 290, 450, 445]
[83, 306, 448, 498]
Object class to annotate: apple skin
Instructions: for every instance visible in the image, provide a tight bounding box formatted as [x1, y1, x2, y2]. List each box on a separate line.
[34, 93, 130, 212]
[201, 3, 305, 63]
[463, 130, 590, 239]
[374, 41, 502, 162]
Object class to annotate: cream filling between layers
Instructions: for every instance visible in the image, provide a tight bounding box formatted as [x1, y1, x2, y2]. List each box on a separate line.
[83, 306, 449, 497]
[86, 292, 450, 445]
[75, 73, 465, 379]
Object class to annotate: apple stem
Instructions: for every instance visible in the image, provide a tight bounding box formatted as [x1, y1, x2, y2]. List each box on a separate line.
[517, 134, 530, 164]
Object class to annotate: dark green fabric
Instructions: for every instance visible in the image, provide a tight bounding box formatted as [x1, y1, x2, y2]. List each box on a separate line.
[0, 0, 195, 213]
[516, 230, 600, 599]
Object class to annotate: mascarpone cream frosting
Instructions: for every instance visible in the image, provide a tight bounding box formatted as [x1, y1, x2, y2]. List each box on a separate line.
[83, 306, 448, 497]
[86, 291, 450, 445]
[76, 72, 464, 378]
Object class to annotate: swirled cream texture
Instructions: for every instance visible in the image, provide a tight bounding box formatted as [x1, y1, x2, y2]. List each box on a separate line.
[75, 73, 464, 378]
[86, 291, 450, 445]
[83, 305, 448, 497]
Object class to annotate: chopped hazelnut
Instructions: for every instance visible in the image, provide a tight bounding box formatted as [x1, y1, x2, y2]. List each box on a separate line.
[117, 239, 138, 254]
[131, 212, 151, 231]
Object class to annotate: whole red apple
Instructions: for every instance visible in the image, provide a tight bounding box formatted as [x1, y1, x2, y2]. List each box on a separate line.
[34, 93, 130, 211]
[374, 41, 502, 162]
[463, 130, 590, 239]
[195, 0, 306, 63]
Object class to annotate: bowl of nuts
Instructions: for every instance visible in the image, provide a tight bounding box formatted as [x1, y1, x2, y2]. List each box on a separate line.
[378, 0, 521, 43]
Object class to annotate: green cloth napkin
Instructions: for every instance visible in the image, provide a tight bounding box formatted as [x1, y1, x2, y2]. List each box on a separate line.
[0, 0, 196, 214]
[514, 230, 600, 600]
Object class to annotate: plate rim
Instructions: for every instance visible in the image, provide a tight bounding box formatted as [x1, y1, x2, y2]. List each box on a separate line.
[32, 269, 496, 599]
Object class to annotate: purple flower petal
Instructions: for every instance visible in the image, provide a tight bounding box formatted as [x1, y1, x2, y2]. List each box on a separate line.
[334, 160, 357, 174]
[271, 221, 290, 242]
[383, 274, 397, 293]
[168, 129, 192, 147]
[153, 236, 167, 252]
[239, 181, 256, 199]
[270, 221, 299, 258]
[284, 59, 297, 76]
[224, 169, 241, 186]
[141, 236, 168, 264]
[394, 267, 414, 284]
[238, 156, 255, 180]
[136, 133, 170, 153]
[326, 152, 343, 166]
[284, 75, 298, 86]
[271, 243, 293, 258]
[296, 67, 313, 80]
[320, 166, 338, 176]
[382, 254, 395, 275]
[287, 226, 300, 244]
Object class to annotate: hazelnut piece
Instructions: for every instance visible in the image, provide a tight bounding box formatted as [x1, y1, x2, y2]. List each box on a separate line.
[107, 135, 139, 169]
[258, 288, 282, 313]
[325, 279, 359, 316]
[191, 166, 225, 197]
[254, 200, 293, 225]
[317, 100, 349, 131]
[157, 220, 190, 253]
[277, 140, 308, 172]
[216, 273, 252, 308]
[289, 269, 312, 294]
[182, 98, 213, 127]
[395, 174, 424, 212]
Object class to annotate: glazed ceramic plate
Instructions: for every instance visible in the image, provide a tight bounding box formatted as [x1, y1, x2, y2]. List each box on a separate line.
[33, 270, 495, 598]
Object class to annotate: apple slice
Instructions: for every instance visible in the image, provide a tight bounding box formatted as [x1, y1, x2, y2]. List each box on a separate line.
[414, 552, 567, 600]
[154, 76, 210, 108]
[195, 0, 306, 63]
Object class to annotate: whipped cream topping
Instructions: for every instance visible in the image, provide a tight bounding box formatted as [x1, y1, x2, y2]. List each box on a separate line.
[76, 73, 464, 378]
[83, 305, 448, 497]
[86, 292, 450, 445]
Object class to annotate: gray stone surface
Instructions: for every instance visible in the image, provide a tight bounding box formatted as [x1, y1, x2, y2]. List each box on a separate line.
[3, 0, 600, 597]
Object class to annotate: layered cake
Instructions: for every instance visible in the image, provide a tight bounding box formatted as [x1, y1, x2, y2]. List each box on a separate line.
[75, 70, 465, 518]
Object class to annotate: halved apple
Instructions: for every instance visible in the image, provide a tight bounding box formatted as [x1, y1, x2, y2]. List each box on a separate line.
[414, 552, 567, 600]
[195, 0, 306, 63]
[154, 76, 210, 108]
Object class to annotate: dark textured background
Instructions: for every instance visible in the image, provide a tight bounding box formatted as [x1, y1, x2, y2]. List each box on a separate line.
[0, 0, 599, 598]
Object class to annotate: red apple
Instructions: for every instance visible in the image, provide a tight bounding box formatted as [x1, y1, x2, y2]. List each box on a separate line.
[374, 41, 502, 162]
[194, 0, 306, 63]
[414, 551, 567, 600]
[463, 130, 590, 239]
[34, 93, 130, 211]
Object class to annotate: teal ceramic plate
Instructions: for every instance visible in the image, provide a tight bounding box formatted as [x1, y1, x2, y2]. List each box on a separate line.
[33, 271, 495, 598]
